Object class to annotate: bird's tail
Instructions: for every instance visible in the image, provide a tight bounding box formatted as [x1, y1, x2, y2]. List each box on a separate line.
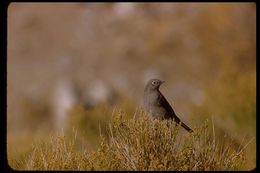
[180, 122, 193, 133]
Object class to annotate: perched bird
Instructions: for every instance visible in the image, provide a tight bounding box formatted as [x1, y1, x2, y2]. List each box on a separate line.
[144, 79, 193, 133]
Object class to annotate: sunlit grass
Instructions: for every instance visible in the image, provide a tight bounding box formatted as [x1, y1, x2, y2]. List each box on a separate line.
[9, 109, 249, 171]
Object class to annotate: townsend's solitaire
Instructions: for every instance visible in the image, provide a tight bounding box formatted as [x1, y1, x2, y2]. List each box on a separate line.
[144, 79, 193, 133]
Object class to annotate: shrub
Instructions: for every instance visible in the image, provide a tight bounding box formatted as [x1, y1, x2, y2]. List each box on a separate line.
[22, 109, 247, 170]
[87, 111, 246, 171]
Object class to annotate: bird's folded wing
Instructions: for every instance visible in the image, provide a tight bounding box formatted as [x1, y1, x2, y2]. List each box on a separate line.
[158, 91, 180, 122]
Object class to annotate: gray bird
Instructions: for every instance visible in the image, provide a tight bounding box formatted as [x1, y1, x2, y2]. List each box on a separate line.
[144, 79, 193, 133]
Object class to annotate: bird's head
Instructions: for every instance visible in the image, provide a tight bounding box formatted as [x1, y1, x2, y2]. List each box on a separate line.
[145, 79, 165, 91]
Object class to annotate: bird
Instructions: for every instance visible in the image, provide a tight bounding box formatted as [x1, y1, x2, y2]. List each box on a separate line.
[144, 79, 193, 133]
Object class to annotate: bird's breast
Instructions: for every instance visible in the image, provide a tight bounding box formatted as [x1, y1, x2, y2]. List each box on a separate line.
[144, 91, 166, 119]
[144, 91, 158, 106]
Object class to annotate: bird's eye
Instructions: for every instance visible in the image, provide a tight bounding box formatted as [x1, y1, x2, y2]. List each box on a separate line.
[152, 81, 158, 85]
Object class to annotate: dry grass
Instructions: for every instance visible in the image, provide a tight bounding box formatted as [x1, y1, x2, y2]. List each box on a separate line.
[7, 4, 255, 171]
[10, 109, 248, 171]
[87, 111, 246, 171]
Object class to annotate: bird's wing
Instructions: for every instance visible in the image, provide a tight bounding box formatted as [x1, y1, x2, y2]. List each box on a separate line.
[180, 121, 193, 133]
[158, 91, 180, 123]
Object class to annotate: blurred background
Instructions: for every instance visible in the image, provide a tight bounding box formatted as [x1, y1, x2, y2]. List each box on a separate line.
[7, 3, 256, 169]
